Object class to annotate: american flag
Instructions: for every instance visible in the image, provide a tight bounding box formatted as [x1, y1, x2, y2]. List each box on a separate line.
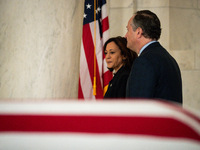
[78, 0, 112, 99]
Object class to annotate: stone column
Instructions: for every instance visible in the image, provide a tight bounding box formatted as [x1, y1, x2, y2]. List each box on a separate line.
[0, 0, 83, 99]
[109, 0, 136, 37]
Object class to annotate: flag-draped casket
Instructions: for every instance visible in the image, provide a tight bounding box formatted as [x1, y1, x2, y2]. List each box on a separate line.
[0, 99, 200, 150]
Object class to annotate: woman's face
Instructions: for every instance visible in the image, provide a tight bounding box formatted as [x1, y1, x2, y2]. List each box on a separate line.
[105, 41, 125, 72]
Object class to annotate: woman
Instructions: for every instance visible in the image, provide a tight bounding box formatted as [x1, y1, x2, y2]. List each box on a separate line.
[104, 36, 137, 98]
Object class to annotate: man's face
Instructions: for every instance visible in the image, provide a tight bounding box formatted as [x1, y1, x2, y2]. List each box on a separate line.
[125, 16, 137, 53]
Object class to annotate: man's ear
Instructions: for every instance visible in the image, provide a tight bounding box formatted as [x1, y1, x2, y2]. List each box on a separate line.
[136, 27, 143, 38]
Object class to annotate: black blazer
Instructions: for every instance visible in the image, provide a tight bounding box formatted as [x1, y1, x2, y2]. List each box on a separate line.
[104, 66, 130, 98]
[126, 42, 182, 103]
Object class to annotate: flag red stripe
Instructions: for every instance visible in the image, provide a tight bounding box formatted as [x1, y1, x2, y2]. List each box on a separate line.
[102, 17, 109, 33]
[0, 114, 199, 142]
[103, 70, 112, 87]
[82, 24, 94, 82]
[95, 58, 103, 98]
[82, 24, 103, 98]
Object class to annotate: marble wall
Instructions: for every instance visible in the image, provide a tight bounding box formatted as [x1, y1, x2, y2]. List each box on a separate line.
[169, 0, 200, 112]
[0, 0, 83, 99]
[109, 0, 200, 112]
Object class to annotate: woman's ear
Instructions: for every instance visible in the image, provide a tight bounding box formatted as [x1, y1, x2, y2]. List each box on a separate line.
[122, 55, 126, 61]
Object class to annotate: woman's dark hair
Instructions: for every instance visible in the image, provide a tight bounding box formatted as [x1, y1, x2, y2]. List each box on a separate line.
[103, 36, 137, 71]
[132, 10, 161, 40]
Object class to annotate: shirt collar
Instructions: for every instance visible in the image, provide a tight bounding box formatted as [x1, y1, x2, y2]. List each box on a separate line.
[138, 41, 157, 56]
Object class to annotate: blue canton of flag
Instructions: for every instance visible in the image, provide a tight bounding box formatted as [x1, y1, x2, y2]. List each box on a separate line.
[83, 0, 107, 38]
[83, 0, 106, 24]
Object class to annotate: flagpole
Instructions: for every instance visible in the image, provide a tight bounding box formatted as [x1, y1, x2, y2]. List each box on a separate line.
[93, 0, 97, 96]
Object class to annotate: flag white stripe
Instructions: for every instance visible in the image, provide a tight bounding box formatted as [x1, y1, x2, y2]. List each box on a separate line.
[102, 29, 109, 48]
[104, 58, 109, 73]
[0, 133, 199, 150]
[79, 41, 94, 98]
[102, 4, 108, 20]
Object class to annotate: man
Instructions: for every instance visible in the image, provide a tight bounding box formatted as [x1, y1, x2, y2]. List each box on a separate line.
[125, 10, 182, 103]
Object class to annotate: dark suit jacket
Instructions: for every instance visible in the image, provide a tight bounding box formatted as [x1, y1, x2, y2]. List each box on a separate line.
[104, 66, 130, 98]
[126, 42, 182, 103]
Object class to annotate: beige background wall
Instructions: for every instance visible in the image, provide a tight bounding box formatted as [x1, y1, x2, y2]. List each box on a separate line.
[0, 0, 199, 112]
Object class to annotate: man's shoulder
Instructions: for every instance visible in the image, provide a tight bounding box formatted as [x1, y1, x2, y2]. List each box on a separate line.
[132, 56, 154, 70]
[140, 42, 169, 60]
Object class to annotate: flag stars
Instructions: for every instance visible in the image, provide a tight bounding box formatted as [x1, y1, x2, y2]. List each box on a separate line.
[96, 7, 101, 14]
[84, 13, 87, 18]
[86, 3, 92, 9]
[83, 3, 102, 21]
[97, 7, 101, 12]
